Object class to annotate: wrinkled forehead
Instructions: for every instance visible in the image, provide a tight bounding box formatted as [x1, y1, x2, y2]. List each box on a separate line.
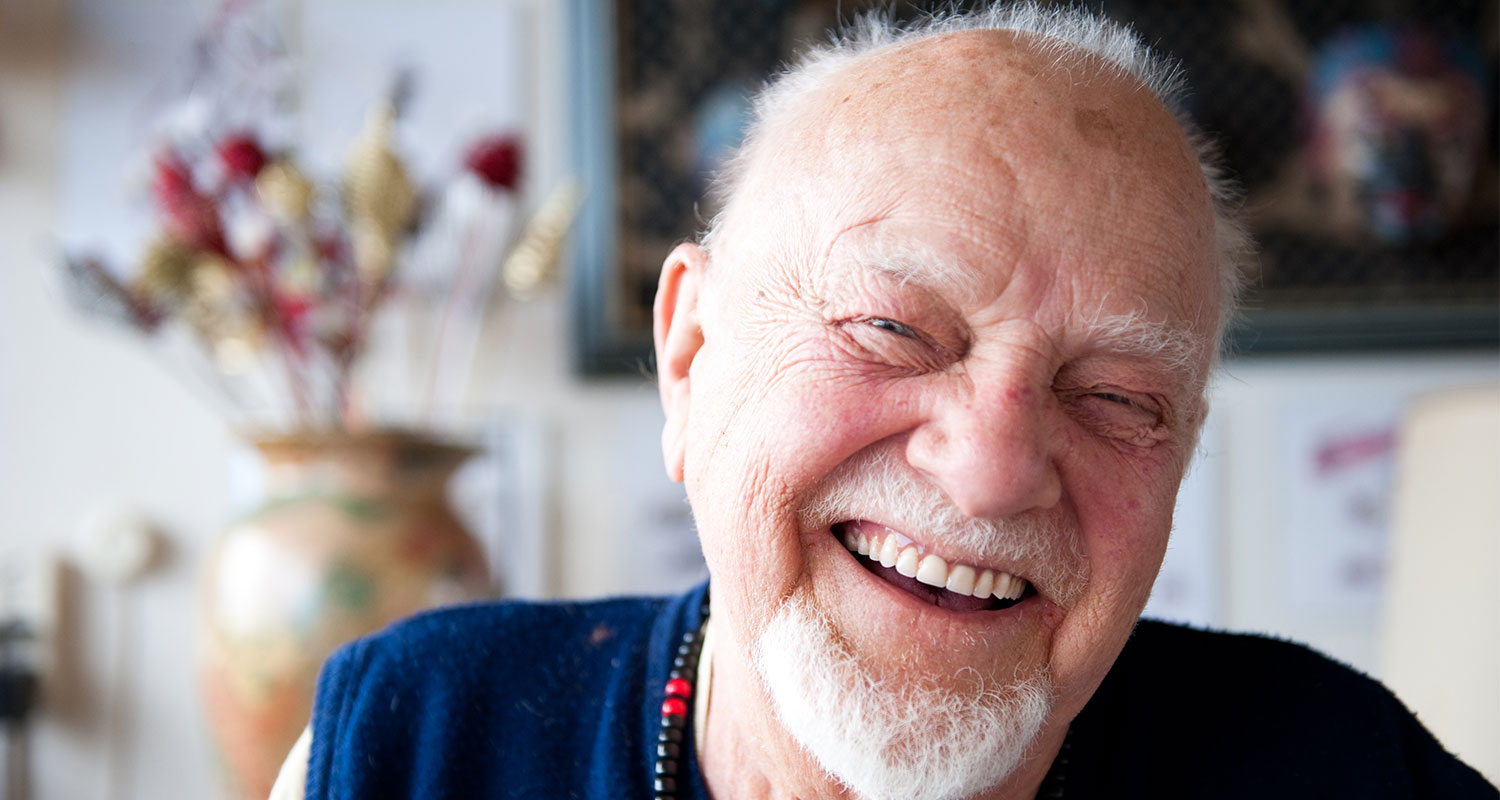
[712, 29, 1212, 274]
[707, 30, 1218, 344]
[813, 30, 1171, 151]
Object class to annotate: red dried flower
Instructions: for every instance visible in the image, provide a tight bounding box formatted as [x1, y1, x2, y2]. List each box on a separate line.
[217, 133, 269, 181]
[152, 152, 227, 255]
[462, 134, 522, 191]
[152, 153, 196, 207]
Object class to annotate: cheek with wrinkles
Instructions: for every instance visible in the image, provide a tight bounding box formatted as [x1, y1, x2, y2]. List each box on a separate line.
[701, 323, 818, 440]
[694, 330, 882, 509]
[757, 325, 926, 399]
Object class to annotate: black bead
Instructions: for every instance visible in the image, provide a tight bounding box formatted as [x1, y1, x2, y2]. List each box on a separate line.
[651, 608, 711, 798]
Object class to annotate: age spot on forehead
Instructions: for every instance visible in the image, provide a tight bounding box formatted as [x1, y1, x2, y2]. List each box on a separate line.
[1073, 107, 1121, 149]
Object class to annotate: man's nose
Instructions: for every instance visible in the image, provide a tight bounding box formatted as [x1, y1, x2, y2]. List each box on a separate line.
[904, 379, 1062, 520]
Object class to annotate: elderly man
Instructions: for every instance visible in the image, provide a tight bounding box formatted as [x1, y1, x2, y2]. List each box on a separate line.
[275, 5, 1495, 799]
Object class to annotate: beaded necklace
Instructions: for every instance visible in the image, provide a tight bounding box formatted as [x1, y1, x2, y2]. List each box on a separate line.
[653, 601, 710, 799]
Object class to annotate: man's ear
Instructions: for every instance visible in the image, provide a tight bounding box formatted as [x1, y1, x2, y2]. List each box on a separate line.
[654, 242, 709, 483]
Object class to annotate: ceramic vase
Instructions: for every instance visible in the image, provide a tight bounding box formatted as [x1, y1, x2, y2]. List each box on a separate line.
[197, 430, 491, 799]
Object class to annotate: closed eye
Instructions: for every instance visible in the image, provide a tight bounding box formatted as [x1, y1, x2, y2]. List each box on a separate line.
[1062, 388, 1171, 447]
[1093, 391, 1135, 406]
[865, 317, 917, 338]
[832, 315, 959, 374]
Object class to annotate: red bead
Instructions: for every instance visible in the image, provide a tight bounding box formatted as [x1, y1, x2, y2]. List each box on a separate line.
[664, 678, 692, 699]
[661, 697, 688, 718]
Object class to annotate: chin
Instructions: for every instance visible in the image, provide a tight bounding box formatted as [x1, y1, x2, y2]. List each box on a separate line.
[754, 592, 1054, 800]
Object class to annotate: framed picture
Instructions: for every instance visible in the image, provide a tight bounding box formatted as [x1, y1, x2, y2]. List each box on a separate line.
[1114, 0, 1499, 352]
[568, 0, 1499, 374]
[568, 0, 862, 374]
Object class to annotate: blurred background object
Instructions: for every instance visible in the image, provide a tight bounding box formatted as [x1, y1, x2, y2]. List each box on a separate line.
[0, 0, 1494, 798]
[46, 1, 587, 794]
[1, 615, 42, 800]
[1380, 387, 1499, 784]
[201, 433, 490, 799]
[571, 0, 1498, 372]
[54, 2, 575, 432]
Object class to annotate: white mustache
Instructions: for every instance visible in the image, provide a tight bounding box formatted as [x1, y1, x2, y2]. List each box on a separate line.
[798, 446, 1086, 602]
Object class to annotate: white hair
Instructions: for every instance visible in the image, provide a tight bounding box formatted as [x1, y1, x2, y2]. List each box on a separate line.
[756, 594, 1054, 800]
[702, 1, 1252, 347]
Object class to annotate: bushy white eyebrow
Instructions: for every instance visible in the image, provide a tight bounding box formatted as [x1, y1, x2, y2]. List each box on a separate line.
[833, 237, 985, 302]
[1081, 308, 1204, 381]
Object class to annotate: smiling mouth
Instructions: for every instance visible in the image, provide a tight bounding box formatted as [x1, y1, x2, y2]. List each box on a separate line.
[831, 521, 1033, 613]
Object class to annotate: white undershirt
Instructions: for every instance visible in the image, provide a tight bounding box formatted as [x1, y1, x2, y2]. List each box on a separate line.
[694, 616, 716, 758]
[267, 725, 311, 800]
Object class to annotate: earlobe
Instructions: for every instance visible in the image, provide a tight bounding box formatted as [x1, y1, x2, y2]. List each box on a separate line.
[654, 242, 709, 483]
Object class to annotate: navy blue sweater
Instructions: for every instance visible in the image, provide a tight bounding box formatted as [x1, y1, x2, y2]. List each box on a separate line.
[305, 583, 1495, 799]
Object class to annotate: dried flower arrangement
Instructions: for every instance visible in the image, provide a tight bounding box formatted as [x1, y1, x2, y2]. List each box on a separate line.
[60, 2, 580, 431]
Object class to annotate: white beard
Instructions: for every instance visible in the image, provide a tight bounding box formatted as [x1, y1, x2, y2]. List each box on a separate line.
[754, 595, 1053, 800]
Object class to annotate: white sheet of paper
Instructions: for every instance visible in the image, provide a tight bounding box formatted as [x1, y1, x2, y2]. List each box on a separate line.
[1280, 395, 1406, 616]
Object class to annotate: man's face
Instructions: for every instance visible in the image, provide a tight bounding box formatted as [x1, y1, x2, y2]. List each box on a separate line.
[656, 31, 1219, 795]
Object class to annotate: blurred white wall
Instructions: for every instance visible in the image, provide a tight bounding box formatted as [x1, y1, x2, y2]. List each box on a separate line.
[1208, 354, 1497, 674]
[1, 1, 1495, 798]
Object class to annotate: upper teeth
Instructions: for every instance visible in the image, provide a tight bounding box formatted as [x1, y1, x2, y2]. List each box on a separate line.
[840, 525, 1028, 602]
